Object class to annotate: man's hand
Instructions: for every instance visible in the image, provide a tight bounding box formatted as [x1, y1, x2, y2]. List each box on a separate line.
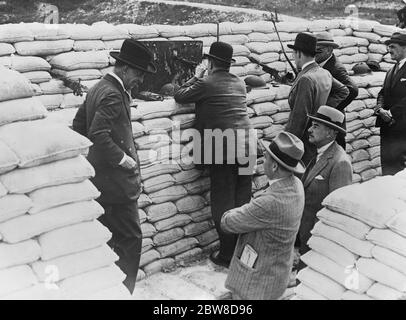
[120, 154, 136, 170]
[378, 108, 393, 123]
[194, 61, 207, 79]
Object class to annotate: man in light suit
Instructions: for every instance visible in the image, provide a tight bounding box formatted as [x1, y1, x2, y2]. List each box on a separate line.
[221, 132, 305, 300]
[375, 32, 406, 175]
[315, 31, 359, 150]
[298, 106, 353, 260]
[285, 32, 349, 165]
[174, 42, 256, 268]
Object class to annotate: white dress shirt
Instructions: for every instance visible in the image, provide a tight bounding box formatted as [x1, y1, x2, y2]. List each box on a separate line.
[316, 140, 335, 162]
[301, 60, 315, 71]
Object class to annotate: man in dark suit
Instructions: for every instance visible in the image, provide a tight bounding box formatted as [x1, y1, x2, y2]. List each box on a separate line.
[221, 132, 305, 300]
[298, 106, 353, 261]
[285, 32, 349, 165]
[375, 32, 406, 175]
[174, 42, 256, 268]
[315, 31, 359, 150]
[72, 39, 157, 293]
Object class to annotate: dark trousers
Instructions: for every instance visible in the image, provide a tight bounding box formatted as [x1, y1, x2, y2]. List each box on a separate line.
[381, 133, 406, 176]
[98, 200, 142, 294]
[209, 164, 252, 262]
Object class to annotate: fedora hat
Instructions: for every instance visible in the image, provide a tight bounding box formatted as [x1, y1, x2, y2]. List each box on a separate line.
[287, 32, 317, 56]
[308, 105, 346, 134]
[203, 41, 236, 64]
[244, 75, 269, 90]
[315, 31, 339, 49]
[260, 132, 305, 174]
[110, 39, 157, 74]
[384, 32, 406, 46]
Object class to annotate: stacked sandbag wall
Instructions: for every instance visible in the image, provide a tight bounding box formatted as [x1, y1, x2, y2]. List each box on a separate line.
[294, 172, 406, 300]
[0, 65, 131, 299]
[0, 19, 400, 280]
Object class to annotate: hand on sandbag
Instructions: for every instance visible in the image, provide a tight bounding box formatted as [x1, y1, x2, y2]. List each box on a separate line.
[194, 61, 208, 79]
[120, 154, 136, 170]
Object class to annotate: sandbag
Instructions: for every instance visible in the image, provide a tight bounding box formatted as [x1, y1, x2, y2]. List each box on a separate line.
[316, 207, 371, 240]
[0, 156, 95, 193]
[0, 265, 37, 297]
[0, 24, 33, 43]
[141, 223, 158, 238]
[195, 228, 218, 246]
[372, 246, 406, 277]
[367, 283, 405, 300]
[148, 185, 188, 204]
[117, 24, 159, 39]
[38, 220, 111, 260]
[386, 212, 406, 238]
[139, 249, 160, 268]
[0, 121, 92, 168]
[59, 264, 126, 299]
[131, 121, 145, 138]
[1, 283, 61, 300]
[73, 40, 106, 51]
[189, 206, 212, 223]
[143, 174, 176, 194]
[297, 267, 346, 300]
[154, 214, 192, 232]
[294, 283, 327, 300]
[134, 133, 170, 150]
[60, 93, 86, 109]
[143, 258, 175, 276]
[92, 21, 129, 41]
[24, 23, 69, 41]
[311, 221, 373, 257]
[367, 228, 406, 257]
[0, 200, 103, 244]
[62, 24, 103, 40]
[153, 227, 184, 246]
[0, 66, 33, 102]
[183, 221, 213, 237]
[141, 238, 153, 254]
[300, 250, 374, 293]
[14, 40, 74, 56]
[39, 79, 72, 94]
[138, 193, 152, 209]
[0, 140, 19, 175]
[0, 240, 40, 270]
[184, 177, 211, 195]
[50, 51, 109, 71]
[0, 182, 6, 198]
[51, 68, 102, 81]
[22, 71, 52, 84]
[85, 283, 131, 300]
[307, 236, 358, 268]
[142, 118, 174, 133]
[175, 247, 203, 264]
[32, 244, 117, 282]
[252, 102, 280, 116]
[155, 237, 199, 258]
[154, 24, 185, 38]
[0, 194, 32, 223]
[9, 56, 51, 73]
[341, 291, 373, 300]
[145, 202, 178, 223]
[171, 114, 195, 129]
[140, 162, 181, 181]
[46, 108, 77, 127]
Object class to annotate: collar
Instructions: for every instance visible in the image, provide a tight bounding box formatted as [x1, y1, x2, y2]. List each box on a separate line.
[319, 54, 333, 67]
[109, 72, 132, 100]
[301, 60, 315, 71]
[316, 140, 335, 161]
[268, 177, 283, 187]
[398, 57, 406, 70]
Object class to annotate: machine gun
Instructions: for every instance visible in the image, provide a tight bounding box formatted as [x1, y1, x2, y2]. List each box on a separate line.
[53, 75, 88, 96]
[248, 55, 295, 85]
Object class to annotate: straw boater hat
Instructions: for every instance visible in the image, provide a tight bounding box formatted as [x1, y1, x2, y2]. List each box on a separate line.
[203, 41, 236, 64]
[110, 39, 157, 73]
[315, 31, 339, 49]
[307, 105, 346, 134]
[260, 132, 305, 174]
[287, 32, 317, 56]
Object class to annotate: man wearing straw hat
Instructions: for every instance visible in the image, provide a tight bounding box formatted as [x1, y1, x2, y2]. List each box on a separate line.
[73, 39, 157, 293]
[315, 31, 359, 150]
[221, 131, 305, 300]
[297, 106, 353, 260]
[285, 32, 349, 165]
[174, 41, 256, 269]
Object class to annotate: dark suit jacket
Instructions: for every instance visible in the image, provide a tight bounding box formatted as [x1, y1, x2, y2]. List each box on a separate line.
[221, 175, 305, 300]
[72, 74, 141, 204]
[375, 62, 406, 135]
[298, 142, 353, 254]
[174, 69, 255, 165]
[285, 62, 349, 164]
[323, 54, 359, 111]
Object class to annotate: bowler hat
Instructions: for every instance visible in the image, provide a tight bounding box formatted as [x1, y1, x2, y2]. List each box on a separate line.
[110, 39, 157, 73]
[287, 32, 317, 56]
[260, 132, 305, 174]
[315, 31, 339, 49]
[384, 32, 406, 46]
[203, 41, 236, 64]
[308, 105, 346, 134]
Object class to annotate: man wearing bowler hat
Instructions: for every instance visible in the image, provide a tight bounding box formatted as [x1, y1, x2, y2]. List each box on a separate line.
[221, 132, 305, 300]
[174, 42, 256, 268]
[297, 106, 353, 261]
[315, 31, 359, 150]
[374, 32, 406, 175]
[285, 32, 349, 165]
[72, 39, 157, 293]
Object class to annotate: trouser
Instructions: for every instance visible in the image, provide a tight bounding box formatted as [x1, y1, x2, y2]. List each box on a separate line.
[380, 133, 406, 176]
[98, 200, 142, 294]
[209, 164, 252, 262]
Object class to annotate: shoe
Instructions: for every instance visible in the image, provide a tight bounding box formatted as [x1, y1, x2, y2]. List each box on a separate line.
[209, 251, 230, 268]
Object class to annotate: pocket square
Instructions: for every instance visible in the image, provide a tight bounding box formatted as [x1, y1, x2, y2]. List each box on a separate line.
[401, 78, 406, 82]
[315, 175, 324, 180]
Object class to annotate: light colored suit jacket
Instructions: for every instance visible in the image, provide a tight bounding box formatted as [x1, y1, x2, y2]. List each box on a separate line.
[221, 175, 305, 300]
[298, 141, 353, 254]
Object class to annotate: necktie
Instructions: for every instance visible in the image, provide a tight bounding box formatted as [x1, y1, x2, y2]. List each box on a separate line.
[393, 63, 400, 76]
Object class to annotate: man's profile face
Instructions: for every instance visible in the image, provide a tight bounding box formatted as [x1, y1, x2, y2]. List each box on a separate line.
[315, 45, 333, 64]
[308, 120, 332, 146]
[124, 66, 145, 92]
[388, 43, 406, 62]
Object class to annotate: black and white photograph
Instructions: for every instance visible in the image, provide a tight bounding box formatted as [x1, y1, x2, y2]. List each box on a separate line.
[1, 0, 406, 305]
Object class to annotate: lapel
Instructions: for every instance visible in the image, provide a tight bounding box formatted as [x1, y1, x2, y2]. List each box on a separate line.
[303, 142, 337, 188]
[289, 62, 318, 98]
[391, 62, 406, 90]
[321, 54, 335, 73]
[104, 74, 131, 122]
